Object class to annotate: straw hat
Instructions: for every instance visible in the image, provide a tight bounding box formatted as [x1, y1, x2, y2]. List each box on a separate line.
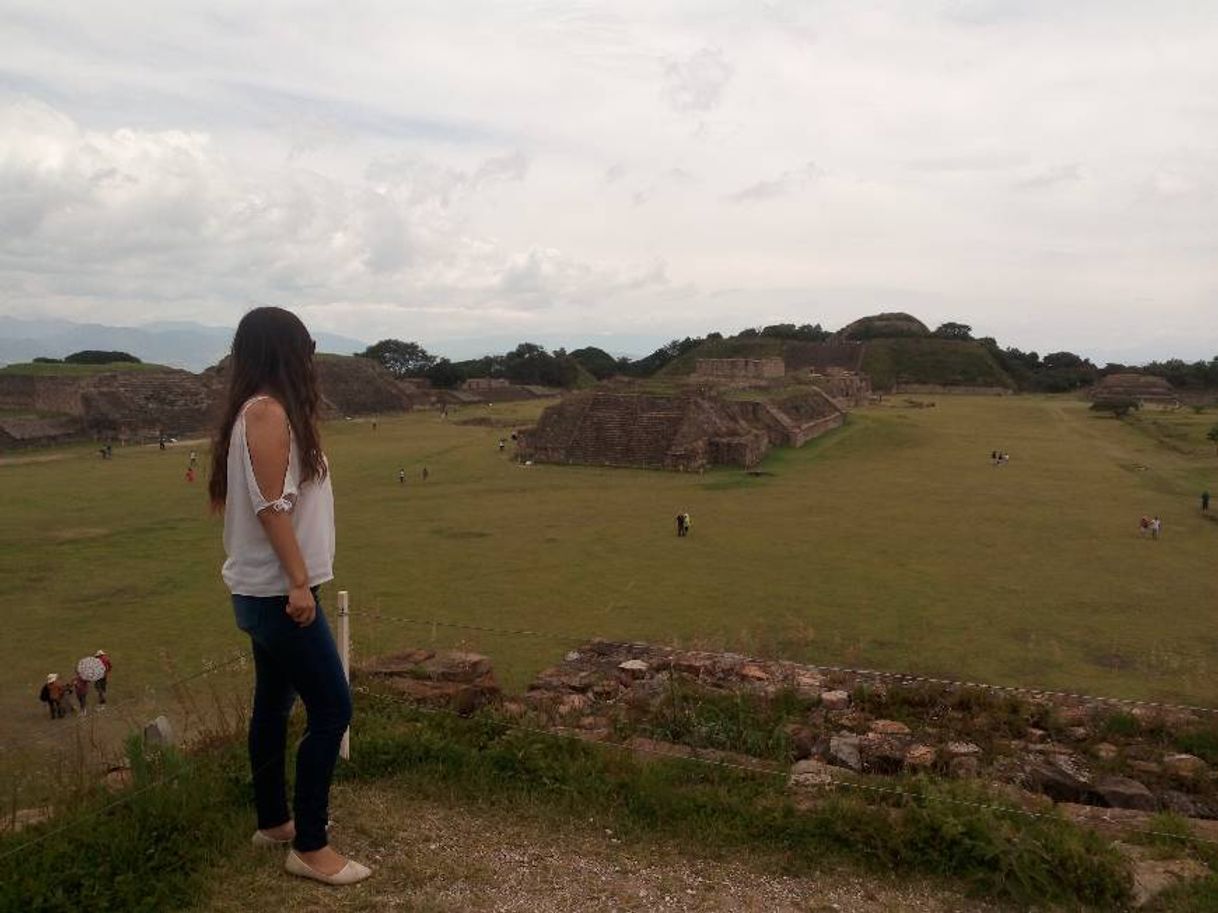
[95, 649, 107, 656]
[46, 673, 58, 683]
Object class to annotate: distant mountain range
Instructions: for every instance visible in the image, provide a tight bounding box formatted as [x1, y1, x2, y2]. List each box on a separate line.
[0, 318, 369, 372]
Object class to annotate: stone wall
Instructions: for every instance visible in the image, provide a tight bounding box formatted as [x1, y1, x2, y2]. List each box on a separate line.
[695, 358, 785, 380]
[0, 375, 87, 416]
[523, 640, 1218, 820]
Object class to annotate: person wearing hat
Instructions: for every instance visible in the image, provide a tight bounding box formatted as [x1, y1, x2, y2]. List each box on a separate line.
[94, 650, 112, 708]
[40, 673, 66, 719]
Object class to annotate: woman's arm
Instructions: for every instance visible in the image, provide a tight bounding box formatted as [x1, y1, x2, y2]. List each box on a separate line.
[245, 398, 316, 626]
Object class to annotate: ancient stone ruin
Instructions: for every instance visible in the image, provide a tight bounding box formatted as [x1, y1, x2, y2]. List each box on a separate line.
[516, 387, 846, 471]
[1091, 373, 1180, 410]
[361, 640, 1218, 830]
[0, 355, 429, 449]
[695, 357, 786, 381]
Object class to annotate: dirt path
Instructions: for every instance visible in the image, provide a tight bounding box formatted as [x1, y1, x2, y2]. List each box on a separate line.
[195, 784, 1014, 913]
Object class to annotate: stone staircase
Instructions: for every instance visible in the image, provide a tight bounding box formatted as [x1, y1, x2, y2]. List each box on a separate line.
[563, 395, 689, 468]
[80, 371, 218, 435]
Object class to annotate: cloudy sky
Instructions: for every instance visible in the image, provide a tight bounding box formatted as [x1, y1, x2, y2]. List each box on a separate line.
[1, 1, 1216, 361]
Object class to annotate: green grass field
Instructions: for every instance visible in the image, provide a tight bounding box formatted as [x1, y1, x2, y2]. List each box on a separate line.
[0, 361, 170, 376]
[3, 396, 1217, 765]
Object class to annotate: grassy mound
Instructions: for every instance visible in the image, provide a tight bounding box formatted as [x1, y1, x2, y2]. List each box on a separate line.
[862, 338, 1014, 390]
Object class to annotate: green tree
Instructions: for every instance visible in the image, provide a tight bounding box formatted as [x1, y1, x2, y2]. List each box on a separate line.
[64, 350, 140, 365]
[425, 358, 463, 388]
[933, 322, 973, 340]
[1207, 423, 1218, 455]
[570, 346, 620, 380]
[356, 339, 436, 378]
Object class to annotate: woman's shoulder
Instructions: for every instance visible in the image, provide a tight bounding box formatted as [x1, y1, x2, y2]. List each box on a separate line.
[243, 395, 288, 425]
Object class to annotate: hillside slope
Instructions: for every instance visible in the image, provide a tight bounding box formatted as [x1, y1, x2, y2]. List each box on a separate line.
[862, 337, 1014, 391]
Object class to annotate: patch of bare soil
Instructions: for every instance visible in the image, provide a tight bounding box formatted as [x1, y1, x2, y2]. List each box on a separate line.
[195, 784, 1015, 913]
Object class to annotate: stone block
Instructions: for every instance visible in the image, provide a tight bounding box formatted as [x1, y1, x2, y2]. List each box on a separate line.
[945, 741, 982, 758]
[1092, 775, 1157, 812]
[869, 719, 911, 736]
[820, 690, 850, 711]
[421, 651, 492, 683]
[618, 659, 650, 680]
[143, 715, 174, 747]
[1164, 753, 1207, 780]
[904, 744, 936, 769]
[738, 663, 769, 682]
[789, 759, 836, 788]
[827, 735, 862, 772]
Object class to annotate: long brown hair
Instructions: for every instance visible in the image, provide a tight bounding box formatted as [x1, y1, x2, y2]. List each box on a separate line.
[209, 307, 327, 509]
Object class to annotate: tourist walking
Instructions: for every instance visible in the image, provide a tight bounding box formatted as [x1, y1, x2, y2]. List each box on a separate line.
[71, 673, 89, 716]
[422, 466, 429, 481]
[398, 468, 405, 485]
[675, 513, 685, 537]
[95, 650, 111, 707]
[189, 450, 198, 468]
[682, 512, 692, 537]
[1203, 490, 1210, 512]
[186, 466, 196, 483]
[1151, 516, 1162, 540]
[40, 673, 66, 719]
[1139, 516, 1150, 537]
[210, 306, 369, 886]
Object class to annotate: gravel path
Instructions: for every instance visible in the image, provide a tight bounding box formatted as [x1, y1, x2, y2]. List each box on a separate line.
[195, 784, 1018, 913]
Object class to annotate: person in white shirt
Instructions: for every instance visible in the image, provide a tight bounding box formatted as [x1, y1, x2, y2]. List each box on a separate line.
[209, 306, 369, 886]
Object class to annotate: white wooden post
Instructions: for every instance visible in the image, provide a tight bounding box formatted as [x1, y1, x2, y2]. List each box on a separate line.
[337, 590, 351, 760]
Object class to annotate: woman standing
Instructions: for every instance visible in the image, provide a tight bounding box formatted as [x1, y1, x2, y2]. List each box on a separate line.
[209, 307, 370, 886]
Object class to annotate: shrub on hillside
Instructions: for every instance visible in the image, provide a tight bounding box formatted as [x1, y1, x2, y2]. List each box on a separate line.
[1091, 398, 1140, 418]
[63, 350, 141, 365]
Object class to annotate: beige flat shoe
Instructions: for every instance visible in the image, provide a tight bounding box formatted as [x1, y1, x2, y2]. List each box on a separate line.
[285, 849, 372, 886]
[251, 829, 292, 848]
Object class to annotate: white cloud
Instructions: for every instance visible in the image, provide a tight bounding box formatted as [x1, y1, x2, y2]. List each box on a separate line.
[662, 47, 734, 113]
[0, 2, 1216, 360]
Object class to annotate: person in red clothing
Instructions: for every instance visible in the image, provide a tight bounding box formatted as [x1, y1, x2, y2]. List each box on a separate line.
[95, 650, 111, 707]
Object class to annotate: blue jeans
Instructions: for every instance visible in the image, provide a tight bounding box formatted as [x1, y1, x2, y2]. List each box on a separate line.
[232, 591, 352, 852]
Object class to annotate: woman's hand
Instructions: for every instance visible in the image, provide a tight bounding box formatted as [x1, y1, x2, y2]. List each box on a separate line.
[286, 585, 316, 626]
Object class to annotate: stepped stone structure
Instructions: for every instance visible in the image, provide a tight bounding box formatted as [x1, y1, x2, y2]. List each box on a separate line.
[809, 368, 872, 407]
[517, 387, 845, 471]
[0, 355, 425, 449]
[1091, 373, 1180, 409]
[695, 357, 785, 380]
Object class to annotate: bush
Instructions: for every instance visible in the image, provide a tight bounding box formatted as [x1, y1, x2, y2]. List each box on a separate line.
[1091, 398, 1140, 418]
[62, 350, 141, 365]
[0, 740, 247, 913]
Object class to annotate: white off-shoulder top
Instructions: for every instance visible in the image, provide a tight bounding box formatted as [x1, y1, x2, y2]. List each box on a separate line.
[221, 395, 335, 596]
